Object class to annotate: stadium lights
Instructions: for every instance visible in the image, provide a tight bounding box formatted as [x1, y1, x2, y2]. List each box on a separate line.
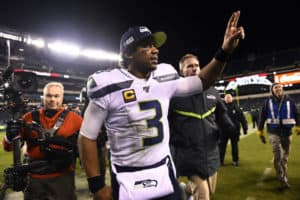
[24, 36, 45, 48]
[80, 49, 120, 61]
[0, 29, 120, 61]
[0, 32, 22, 41]
[48, 41, 81, 57]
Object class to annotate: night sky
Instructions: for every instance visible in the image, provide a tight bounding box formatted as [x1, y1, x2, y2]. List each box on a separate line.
[0, 0, 299, 68]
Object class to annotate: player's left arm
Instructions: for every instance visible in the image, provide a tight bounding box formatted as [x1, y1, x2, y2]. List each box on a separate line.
[173, 75, 203, 97]
[78, 101, 107, 177]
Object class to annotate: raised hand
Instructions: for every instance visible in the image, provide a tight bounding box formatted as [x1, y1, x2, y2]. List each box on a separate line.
[222, 10, 245, 54]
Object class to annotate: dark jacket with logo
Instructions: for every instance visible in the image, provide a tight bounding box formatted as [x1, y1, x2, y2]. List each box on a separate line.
[224, 101, 248, 137]
[169, 87, 235, 179]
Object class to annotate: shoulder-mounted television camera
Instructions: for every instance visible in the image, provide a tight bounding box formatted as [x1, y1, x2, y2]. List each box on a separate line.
[0, 66, 38, 200]
[0, 66, 38, 113]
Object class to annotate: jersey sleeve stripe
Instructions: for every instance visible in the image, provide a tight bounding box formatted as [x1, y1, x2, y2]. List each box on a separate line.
[88, 80, 133, 99]
[153, 73, 179, 82]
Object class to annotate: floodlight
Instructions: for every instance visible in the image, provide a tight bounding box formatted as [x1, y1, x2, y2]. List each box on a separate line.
[80, 49, 120, 61]
[24, 36, 45, 48]
[0, 32, 22, 41]
[48, 41, 80, 57]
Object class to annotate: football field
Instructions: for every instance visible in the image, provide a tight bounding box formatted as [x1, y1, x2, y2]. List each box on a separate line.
[1, 128, 300, 200]
[212, 129, 300, 200]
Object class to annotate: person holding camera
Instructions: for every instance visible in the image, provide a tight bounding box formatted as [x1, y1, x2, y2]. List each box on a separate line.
[2, 82, 82, 200]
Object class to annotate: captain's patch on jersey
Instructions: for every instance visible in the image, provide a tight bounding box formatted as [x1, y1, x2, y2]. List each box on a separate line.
[122, 89, 136, 103]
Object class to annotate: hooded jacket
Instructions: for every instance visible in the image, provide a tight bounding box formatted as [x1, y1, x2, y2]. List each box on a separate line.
[258, 94, 300, 136]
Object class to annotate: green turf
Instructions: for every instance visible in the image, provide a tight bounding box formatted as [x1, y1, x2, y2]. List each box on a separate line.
[0, 132, 14, 184]
[1, 126, 300, 200]
[213, 130, 300, 200]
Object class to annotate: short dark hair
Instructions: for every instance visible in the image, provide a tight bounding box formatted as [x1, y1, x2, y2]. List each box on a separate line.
[119, 45, 138, 68]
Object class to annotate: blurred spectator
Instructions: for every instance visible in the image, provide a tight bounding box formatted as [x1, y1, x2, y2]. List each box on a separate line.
[250, 105, 259, 128]
[62, 103, 69, 110]
[71, 104, 81, 115]
[219, 93, 248, 166]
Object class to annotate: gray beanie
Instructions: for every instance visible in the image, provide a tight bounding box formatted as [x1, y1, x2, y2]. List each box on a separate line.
[270, 82, 280, 97]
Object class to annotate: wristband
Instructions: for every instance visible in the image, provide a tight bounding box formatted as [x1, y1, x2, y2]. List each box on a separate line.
[87, 175, 105, 193]
[214, 48, 231, 62]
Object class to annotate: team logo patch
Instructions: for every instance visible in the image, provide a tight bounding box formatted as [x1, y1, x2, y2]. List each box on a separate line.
[122, 89, 136, 103]
[134, 179, 158, 189]
[206, 94, 216, 100]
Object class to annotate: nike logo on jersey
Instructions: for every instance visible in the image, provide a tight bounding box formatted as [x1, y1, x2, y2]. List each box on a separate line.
[123, 89, 136, 103]
[143, 86, 150, 92]
[206, 94, 216, 100]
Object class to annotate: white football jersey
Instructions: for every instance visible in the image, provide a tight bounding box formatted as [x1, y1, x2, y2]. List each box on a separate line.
[85, 63, 203, 166]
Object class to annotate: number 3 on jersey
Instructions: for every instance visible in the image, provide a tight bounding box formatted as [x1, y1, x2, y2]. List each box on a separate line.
[139, 100, 163, 146]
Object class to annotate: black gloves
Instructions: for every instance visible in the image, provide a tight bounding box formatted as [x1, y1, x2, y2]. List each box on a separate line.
[243, 129, 248, 135]
[6, 120, 22, 141]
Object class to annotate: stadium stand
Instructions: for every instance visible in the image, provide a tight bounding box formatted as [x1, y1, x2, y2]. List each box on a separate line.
[0, 26, 299, 113]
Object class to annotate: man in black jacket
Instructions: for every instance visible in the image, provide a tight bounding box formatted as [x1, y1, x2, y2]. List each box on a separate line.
[219, 93, 248, 166]
[250, 105, 259, 128]
[169, 53, 235, 200]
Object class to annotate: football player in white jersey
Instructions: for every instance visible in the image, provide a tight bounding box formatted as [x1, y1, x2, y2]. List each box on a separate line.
[78, 10, 245, 200]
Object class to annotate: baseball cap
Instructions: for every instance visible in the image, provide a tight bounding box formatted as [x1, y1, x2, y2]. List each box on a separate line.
[120, 26, 167, 54]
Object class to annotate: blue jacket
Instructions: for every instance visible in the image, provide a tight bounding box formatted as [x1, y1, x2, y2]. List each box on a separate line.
[258, 95, 300, 136]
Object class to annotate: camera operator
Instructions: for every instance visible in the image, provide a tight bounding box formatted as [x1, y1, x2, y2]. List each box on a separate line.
[2, 82, 82, 200]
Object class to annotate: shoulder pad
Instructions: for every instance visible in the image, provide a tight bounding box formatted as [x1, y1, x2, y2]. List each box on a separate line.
[156, 63, 178, 75]
[87, 68, 120, 91]
[153, 63, 179, 82]
[87, 68, 133, 99]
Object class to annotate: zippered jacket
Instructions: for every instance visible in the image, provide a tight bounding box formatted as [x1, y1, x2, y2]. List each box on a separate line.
[169, 87, 234, 179]
[258, 95, 300, 136]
